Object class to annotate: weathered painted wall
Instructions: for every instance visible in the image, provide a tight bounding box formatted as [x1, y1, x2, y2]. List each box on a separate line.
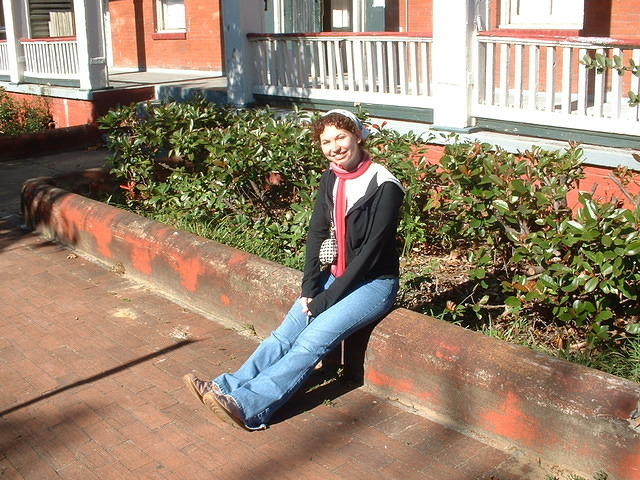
[364, 309, 640, 480]
[22, 177, 300, 338]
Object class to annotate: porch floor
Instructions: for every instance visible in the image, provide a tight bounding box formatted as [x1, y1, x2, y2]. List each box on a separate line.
[107, 70, 227, 91]
[107, 70, 228, 105]
[0, 71, 227, 104]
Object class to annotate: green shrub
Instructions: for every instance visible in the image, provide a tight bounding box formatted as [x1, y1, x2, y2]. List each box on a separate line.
[433, 141, 583, 262]
[366, 122, 439, 255]
[98, 99, 640, 347]
[99, 100, 327, 267]
[98, 99, 433, 267]
[507, 194, 640, 343]
[429, 139, 639, 344]
[0, 87, 51, 136]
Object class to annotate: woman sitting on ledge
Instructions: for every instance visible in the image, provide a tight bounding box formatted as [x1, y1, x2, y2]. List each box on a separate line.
[183, 109, 405, 430]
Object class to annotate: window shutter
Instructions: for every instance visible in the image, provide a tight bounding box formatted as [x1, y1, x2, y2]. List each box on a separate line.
[29, 0, 74, 38]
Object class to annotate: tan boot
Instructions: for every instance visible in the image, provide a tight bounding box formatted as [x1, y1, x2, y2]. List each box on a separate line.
[202, 391, 251, 431]
[183, 374, 221, 404]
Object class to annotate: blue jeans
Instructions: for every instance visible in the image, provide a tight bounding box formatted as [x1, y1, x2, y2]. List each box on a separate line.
[213, 274, 399, 429]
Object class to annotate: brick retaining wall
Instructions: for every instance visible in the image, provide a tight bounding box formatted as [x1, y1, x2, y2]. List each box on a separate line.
[0, 125, 101, 161]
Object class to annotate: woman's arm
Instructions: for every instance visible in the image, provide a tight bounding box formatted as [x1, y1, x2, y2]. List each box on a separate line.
[300, 171, 332, 299]
[307, 182, 404, 316]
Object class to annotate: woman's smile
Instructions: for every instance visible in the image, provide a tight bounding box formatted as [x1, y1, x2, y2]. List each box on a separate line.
[320, 124, 362, 171]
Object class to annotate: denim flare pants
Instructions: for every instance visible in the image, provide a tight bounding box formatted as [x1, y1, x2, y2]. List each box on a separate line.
[213, 274, 399, 429]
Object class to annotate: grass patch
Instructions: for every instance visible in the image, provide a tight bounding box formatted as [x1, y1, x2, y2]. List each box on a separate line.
[482, 317, 640, 383]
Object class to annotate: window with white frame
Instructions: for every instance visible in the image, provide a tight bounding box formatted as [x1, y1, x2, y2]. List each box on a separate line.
[156, 0, 186, 32]
[500, 0, 584, 30]
[274, 0, 386, 34]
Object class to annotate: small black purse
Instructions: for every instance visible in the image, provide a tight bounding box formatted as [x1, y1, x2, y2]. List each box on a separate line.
[318, 221, 337, 266]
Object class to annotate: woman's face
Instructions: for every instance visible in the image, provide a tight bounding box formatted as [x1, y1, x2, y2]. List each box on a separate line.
[319, 124, 362, 171]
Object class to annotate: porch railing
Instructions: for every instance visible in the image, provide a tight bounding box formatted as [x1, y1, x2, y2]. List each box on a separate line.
[0, 42, 9, 76]
[474, 35, 640, 136]
[20, 38, 79, 80]
[248, 33, 433, 108]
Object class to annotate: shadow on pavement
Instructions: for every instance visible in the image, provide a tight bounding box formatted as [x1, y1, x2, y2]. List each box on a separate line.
[0, 339, 197, 417]
[271, 369, 359, 425]
[0, 402, 112, 471]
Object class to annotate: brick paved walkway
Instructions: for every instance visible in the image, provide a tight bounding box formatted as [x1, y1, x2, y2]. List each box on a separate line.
[0, 151, 546, 479]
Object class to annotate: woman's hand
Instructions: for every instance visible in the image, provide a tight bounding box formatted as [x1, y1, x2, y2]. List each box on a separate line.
[298, 297, 313, 316]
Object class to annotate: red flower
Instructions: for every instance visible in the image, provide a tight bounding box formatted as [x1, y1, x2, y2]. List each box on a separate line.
[120, 181, 137, 199]
[266, 172, 284, 186]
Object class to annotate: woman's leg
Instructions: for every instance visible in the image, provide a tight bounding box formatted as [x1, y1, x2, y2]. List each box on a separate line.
[214, 273, 334, 394]
[227, 276, 398, 429]
[214, 298, 309, 394]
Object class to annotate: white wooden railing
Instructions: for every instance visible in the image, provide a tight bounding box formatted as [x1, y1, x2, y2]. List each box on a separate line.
[474, 35, 640, 135]
[248, 33, 433, 108]
[0, 42, 9, 76]
[20, 38, 79, 80]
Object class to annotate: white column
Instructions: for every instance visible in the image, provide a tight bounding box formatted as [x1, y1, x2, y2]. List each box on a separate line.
[352, 0, 362, 32]
[272, 0, 284, 33]
[432, 0, 475, 129]
[2, 0, 26, 83]
[222, 0, 264, 106]
[73, 0, 108, 90]
[103, 0, 114, 69]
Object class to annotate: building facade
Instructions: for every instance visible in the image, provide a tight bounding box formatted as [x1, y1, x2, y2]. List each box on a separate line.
[0, 0, 638, 168]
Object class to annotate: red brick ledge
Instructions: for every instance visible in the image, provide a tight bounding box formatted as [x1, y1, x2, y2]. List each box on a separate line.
[21, 173, 640, 480]
[21, 175, 300, 337]
[366, 310, 640, 480]
[0, 125, 101, 161]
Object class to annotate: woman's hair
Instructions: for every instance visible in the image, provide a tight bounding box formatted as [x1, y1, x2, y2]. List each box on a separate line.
[311, 112, 366, 147]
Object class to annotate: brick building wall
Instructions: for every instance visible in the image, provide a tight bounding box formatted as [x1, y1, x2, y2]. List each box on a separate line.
[108, 0, 224, 72]
[583, 0, 640, 37]
[4, 88, 155, 128]
[488, 0, 640, 38]
[402, 0, 432, 33]
[609, 0, 640, 37]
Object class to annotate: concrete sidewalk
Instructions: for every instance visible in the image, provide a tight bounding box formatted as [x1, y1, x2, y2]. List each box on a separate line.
[0, 150, 551, 479]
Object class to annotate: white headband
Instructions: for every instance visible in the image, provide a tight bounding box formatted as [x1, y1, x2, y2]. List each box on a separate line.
[323, 109, 370, 140]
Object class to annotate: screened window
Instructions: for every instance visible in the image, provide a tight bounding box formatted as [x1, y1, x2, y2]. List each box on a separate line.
[273, 0, 387, 34]
[280, 0, 322, 33]
[500, 0, 584, 29]
[156, 0, 186, 32]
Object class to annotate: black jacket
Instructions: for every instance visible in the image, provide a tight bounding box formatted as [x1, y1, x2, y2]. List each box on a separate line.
[301, 167, 404, 316]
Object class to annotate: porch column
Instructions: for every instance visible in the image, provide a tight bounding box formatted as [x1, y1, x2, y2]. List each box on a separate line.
[221, 0, 264, 106]
[2, 0, 26, 83]
[431, 0, 475, 129]
[73, 0, 108, 90]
